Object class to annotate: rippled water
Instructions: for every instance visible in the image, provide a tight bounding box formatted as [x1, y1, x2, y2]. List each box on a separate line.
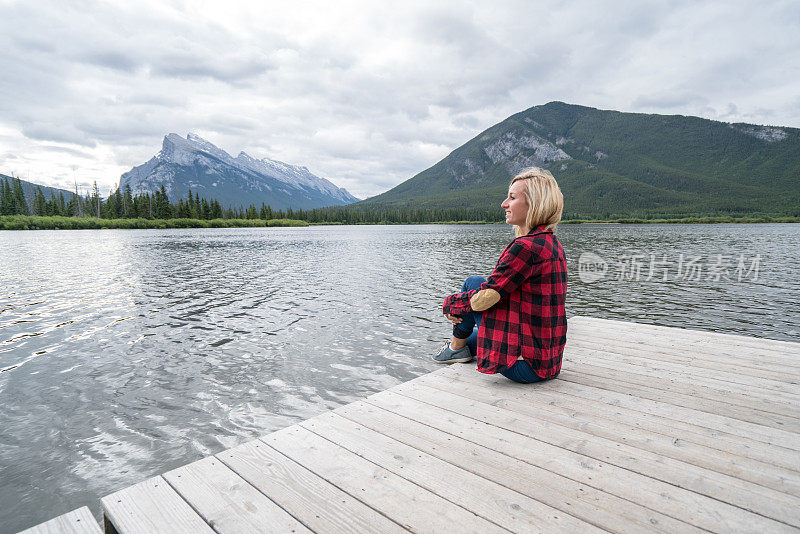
[1, 223, 799, 532]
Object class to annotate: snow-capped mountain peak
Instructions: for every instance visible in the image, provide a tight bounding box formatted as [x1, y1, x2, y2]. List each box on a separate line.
[119, 134, 359, 209]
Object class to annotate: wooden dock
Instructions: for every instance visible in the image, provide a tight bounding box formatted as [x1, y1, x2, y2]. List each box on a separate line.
[22, 316, 800, 533]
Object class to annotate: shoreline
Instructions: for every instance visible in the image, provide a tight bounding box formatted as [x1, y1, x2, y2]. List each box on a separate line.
[1, 214, 798, 230]
[561, 215, 800, 224]
[312, 215, 800, 225]
[0, 215, 309, 230]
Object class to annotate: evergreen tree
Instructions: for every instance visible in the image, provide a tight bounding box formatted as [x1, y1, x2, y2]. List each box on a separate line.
[56, 193, 66, 216]
[103, 188, 121, 219]
[0, 178, 13, 215]
[177, 198, 190, 218]
[91, 181, 101, 218]
[211, 199, 222, 219]
[123, 184, 134, 218]
[12, 178, 29, 215]
[131, 194, 142, 218]
[33, 187, 47, 216]
[186, 189, 195, 216]
[155, 184, 172, 219]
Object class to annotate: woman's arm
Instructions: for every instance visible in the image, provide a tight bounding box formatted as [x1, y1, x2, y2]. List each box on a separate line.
[442, 239, 536, 315]
[480, 240, 536, 302]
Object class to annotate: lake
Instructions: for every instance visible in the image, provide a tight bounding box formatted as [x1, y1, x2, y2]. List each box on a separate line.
[1, 223, 799, 532]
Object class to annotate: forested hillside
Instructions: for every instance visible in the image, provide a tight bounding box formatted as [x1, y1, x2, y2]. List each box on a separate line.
[360, 102, 800, 219]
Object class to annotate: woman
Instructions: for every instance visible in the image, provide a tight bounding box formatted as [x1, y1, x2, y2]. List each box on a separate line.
[434, 168, 567, 384]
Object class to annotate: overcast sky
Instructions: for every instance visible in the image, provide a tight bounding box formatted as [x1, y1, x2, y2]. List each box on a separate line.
[1, 0, 798, 198]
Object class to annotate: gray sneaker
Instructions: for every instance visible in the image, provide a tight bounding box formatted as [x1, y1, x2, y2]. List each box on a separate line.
[433, 342, 473, 364]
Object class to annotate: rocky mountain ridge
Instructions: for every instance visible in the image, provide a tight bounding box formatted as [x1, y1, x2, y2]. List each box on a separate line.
[120, 134, 358, 210]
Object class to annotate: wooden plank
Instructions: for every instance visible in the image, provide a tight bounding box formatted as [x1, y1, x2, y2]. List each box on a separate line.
[567, 330, 800, 377]
[565, 343, 800, 397]
[566, 357, 800, 414]
[477, 365, 800, 471]
[218, 439, 405, 534]
[567, 332, 800, 383]
[563, 356, 800, 419]
[563, 350, 800, 408]
[569, 315, 800, 348]
[340, 395, 706, 534]
[101, 476, 215, 534]
[439, 364, 800, 494]
[570, 317, 800, 364]
[570, 319, 798, 358]
[18, 507, 102, 534]
[301, 410, 604, 534]
[570, 316, 800, 350]
[262, 425, 508, 533]
[392, 379, 799, 532]
[439, 366, 800, 455]
[413, 373, 800, 525]
[162, 454, 311, 533]
[557, 368, 800, 440]
[567, 335, 800, 383]
[564, 352, 800, 409]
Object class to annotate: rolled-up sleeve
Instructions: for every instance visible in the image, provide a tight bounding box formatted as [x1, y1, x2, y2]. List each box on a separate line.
[442, 289, 477, 315]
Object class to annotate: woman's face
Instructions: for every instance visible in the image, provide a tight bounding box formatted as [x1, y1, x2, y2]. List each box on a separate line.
[501, 180, 529, 229]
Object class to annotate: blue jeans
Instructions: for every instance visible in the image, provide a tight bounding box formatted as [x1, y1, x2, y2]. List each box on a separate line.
[451, 276, 544, 384]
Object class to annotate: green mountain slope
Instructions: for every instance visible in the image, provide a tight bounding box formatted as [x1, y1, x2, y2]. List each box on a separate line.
[360, 102, 800, 218]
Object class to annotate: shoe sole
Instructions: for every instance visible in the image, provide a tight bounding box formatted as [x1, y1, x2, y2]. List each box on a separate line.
[432, 356, 474, 364]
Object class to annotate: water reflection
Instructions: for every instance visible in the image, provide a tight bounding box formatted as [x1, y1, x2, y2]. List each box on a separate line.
[1, 223, 799, 531]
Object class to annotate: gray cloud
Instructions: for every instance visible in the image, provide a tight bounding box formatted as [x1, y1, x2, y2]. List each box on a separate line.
[633, 93, 710, 110]
[21, 124, 97, 147]
[39, 145, 95, 159]
[149, 48, 274, 83]
[78, 51, 141, 72]
[0, 0, 799, 198]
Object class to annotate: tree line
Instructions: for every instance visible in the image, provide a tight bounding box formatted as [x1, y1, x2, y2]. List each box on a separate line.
[3, 177, 247, 220]
[1, 176, 504, 224]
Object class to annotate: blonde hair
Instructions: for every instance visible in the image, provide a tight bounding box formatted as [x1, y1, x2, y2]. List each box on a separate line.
[510, 167, 563, 237]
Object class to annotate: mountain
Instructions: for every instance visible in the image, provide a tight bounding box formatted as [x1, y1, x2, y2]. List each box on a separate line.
[119, 134, 359, 210]
[360, 102, 800, 219]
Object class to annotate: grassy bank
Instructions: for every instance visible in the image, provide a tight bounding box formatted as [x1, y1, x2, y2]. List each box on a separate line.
[311, 216, 800, 226]
[0, 215, 309, 230]
[4, 214, 797, 230]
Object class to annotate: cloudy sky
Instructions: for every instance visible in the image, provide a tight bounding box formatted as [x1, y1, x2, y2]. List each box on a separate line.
[1, 0, 798, 198]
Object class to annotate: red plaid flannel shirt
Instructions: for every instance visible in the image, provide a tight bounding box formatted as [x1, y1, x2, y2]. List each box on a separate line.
[442, 226, 567, 377]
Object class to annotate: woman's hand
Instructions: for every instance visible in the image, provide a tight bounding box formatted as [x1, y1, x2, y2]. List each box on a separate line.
[445, 313, 462, 325]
